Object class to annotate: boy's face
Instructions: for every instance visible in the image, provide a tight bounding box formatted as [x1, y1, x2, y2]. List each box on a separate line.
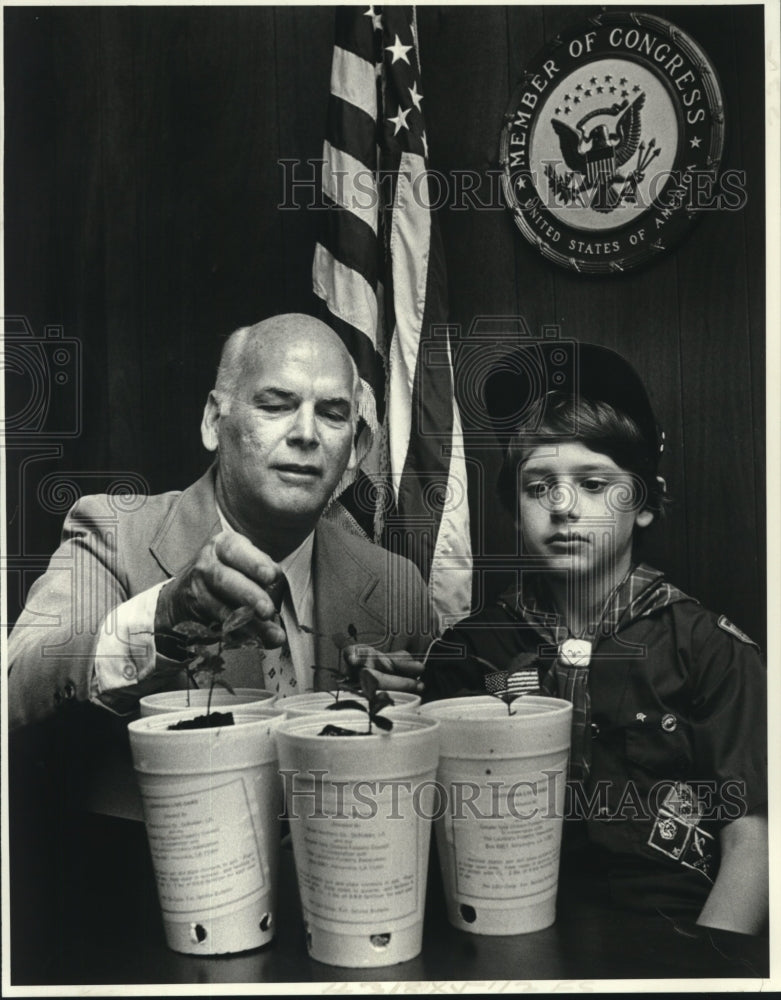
[518, 441, 654, 584]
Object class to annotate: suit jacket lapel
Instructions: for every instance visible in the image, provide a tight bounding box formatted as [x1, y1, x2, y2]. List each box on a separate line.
[149, 479, 388, 691]
[149, 465, 221, 577]
[312, 521, 385, 686]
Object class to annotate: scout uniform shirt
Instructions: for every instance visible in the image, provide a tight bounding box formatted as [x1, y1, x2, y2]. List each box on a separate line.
[422, 564, 767, 917]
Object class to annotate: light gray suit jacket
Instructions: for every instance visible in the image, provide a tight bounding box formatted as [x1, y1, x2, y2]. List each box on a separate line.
[8, 467, 434, 729]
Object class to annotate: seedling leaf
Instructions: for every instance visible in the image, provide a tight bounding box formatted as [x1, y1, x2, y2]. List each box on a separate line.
[193, 651, 225, 674]
[172, 621, 221, 644]
[327, 699, 368, 713]
[222, 605, 255, 634]
[147, 604, 267, 720]
[318, 723, 362, 737]
[372, 690, 393, 712]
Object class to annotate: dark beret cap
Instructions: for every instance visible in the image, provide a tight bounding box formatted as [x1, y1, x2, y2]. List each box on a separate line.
[483, 340, 663, 461]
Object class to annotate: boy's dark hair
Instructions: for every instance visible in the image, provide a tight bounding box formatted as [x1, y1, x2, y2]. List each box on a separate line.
[497, 391, 667, 522]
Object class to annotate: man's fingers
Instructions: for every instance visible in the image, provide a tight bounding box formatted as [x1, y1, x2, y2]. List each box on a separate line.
[344, 645, 424, 678]
[160, 532, 286, 635]
[206, 562, 279, 622]
[362, 667, 424, 694]
[343, 646, 426, 694]
[214, 531, 281, 588]
[255, 617, 287, 649]
[381, 650, 424, 678]
[188, 579, 286, 648]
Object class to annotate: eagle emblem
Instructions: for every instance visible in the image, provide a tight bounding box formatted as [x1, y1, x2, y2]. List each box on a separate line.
[499, 11, 726, 274]
[546, 94, 661, 213]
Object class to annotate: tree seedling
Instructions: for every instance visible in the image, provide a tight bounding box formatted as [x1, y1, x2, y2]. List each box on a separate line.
[154, 605, 268, 730]
[304, 621, 387, 707]
[317, 668, 395, 736]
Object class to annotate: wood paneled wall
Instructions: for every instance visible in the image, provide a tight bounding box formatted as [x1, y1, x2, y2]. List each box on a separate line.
[4, 5, 766, 644]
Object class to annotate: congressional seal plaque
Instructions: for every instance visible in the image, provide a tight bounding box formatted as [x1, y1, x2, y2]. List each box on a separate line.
[500, 12, 726, 274]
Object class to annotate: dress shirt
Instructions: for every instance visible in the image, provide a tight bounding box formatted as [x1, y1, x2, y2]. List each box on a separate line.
[91, 512, 316, 708]
[271, 531, 316, 693]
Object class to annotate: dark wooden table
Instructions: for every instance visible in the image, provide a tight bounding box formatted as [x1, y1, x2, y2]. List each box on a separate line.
[7, 715, 770, 989]
[8, 810, 770, 988]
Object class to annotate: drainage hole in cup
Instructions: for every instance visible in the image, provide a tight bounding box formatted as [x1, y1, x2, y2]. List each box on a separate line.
[190, 923, 207, 943]
[459, 905, 477, 923]
[259, 912, 272, 932]
[370, 932, 391, 949]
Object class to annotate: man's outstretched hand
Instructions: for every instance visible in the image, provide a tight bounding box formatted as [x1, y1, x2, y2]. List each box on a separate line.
[343, 646, 425, 694]
[155, 530, 287, 649]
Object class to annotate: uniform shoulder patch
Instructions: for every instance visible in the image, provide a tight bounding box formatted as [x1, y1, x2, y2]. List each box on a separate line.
[717, 615, 757, 646]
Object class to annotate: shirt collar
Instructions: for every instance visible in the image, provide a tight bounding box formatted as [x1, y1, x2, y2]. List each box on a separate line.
[278, 532, 314, 625]
[499, 564, 688, 650]
[501, 565, 644, 644]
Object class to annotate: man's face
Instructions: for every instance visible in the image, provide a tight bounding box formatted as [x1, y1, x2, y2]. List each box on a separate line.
[518, 440, 653, 585]
[204, 321, 358, 535]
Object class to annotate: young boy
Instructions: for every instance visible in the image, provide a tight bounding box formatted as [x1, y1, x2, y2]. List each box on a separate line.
[422, 341, 768, 935]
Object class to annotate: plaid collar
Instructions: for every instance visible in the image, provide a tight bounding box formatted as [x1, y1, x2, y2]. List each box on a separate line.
[497, 563, 693, 648]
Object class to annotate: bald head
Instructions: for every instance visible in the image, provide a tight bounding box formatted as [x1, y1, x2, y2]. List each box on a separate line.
[215, 314, 360, 402]
[202, 314, 363, 551]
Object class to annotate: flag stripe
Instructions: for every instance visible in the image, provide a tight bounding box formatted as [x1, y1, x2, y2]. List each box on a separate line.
[312, 297, 387, 418]
[429, 378, 475, 628]
[393, 154, 452, 580]
[329, 45, 377, 121]
[327, 95, 377, 172]
[314, 6, 473, 626]
[322, 141, 378, 235]
[319, 195, 379, 292]
[314, 209, 384, 399]
[313, 243, 378, 356]
[387, 151, 431, 488]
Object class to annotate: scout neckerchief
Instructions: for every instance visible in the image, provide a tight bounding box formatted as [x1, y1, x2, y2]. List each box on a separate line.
[491, 564, 691, 780]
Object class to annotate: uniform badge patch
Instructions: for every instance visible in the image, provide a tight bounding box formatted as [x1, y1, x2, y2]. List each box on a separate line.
[647, 782, 714, 882]
[661, 782, 702, 823]
[717, 615, 756, 646]
[559, 638, 592, 667]
[679, 826, 715, 878]
[648, 814, 690, 858]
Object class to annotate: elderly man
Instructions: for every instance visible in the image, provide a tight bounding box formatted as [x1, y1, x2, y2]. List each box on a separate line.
[8, 314, 430, 729]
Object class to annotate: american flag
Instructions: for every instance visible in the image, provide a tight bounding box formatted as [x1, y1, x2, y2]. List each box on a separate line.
[484, 669, 542, 698]
[313, 4, 472, 629]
